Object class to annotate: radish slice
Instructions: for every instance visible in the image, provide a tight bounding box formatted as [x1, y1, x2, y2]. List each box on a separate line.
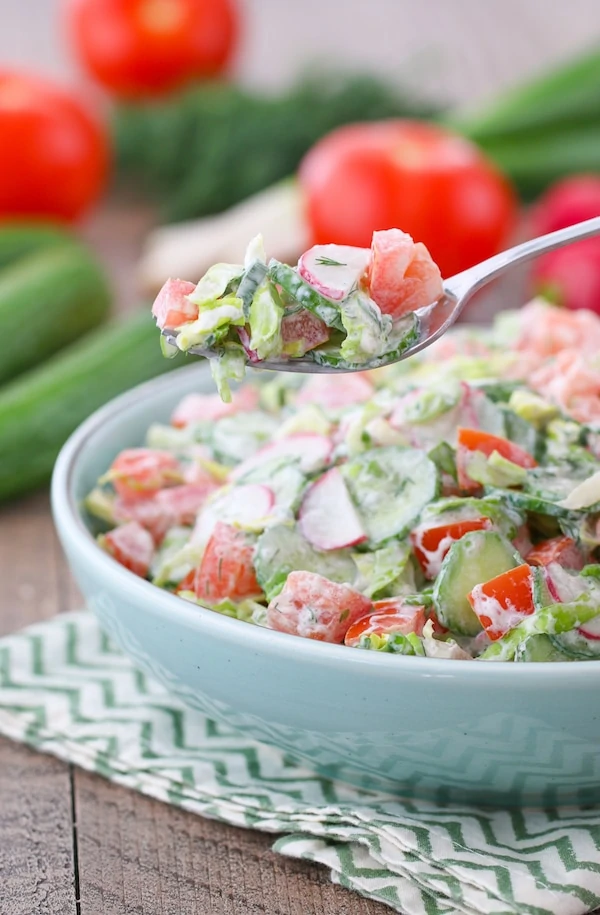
[295, 373, 374, 410]
[236, 327, 260, 363]
[579, 616, 600, 640]
[298, 244, 371, 301]
[193, 483, 275, 545]
[230, 433, 332, 481]
[171, 388, 259, 426]
[299, 468, 367, 551]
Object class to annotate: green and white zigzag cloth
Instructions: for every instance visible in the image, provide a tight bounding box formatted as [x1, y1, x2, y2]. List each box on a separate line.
[1, 610, 600, 915]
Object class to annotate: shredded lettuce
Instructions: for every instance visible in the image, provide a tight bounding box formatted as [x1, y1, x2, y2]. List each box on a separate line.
[352, 541, 417, 599]
[249, 280, 284, 359]
[210, 344, 247, 403]
[188, 263, 243, 305]
[339, 291, 392, 362]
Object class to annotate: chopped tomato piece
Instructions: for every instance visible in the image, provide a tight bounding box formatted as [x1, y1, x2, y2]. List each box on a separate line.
[194, 522, 262, 603]
[115, 481, 217, 544]
[176, 569, 196, 594]
[151, 278, 198, 330]
[410, 517, 491, 578]
[102, 521, 154, 578]
[267, 571, 372, 643]
[171, 387, 260, 427]
[467, 564, 535, 641]
[457, 428, 537, 465]
[367, 229, 443, 320]
[527, 536, 585, 571]
[456, 427, 537, 492]
[344, 599, 426, 647]
[108, 448, 182, 502]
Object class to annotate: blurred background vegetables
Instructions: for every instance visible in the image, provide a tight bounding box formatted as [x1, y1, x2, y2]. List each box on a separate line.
[113, 74, 440, 221]
[0, 1, 600, 502]
[0, 69, 109, 221]
[65, 0, 239, 99]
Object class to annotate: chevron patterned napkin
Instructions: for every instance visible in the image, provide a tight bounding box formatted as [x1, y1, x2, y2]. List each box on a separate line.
[1, 612, 600, 915]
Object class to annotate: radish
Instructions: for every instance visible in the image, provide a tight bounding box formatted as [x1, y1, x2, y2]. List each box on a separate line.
[230, 433, 332, 481]
[236, 327, 260, 363]
[193, 483, 275, 545]
[578, 616, 600, 640]
[171, 387, 259, 427]
[299, 467, 366, 550]
[295, 373, 373, 410]
[298, 244, 370, 301]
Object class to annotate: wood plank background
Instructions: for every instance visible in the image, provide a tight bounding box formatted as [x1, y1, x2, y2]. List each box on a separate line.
[1, 3, 600, 912]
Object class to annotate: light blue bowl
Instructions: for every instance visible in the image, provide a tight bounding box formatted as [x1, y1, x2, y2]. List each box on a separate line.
[51, 363, 600, 807]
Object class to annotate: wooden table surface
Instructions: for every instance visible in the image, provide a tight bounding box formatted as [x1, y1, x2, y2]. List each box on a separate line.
[2, 3, 600, 913]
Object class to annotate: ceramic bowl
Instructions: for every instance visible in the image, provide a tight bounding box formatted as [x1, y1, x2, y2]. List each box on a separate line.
[51, 363, 600, 807]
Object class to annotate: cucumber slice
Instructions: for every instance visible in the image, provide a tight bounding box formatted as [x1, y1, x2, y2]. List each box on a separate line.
[515, 634, 577, 662]
[311, 313, 419, 370]
[237, 260, 268, 317]
[420, 496, 522, 540]
[550, 630, 600, 659]
[342, 446, 438, 545]
[268, 260, 344, 330]
[253, 524, 357, 602]
[486, 487, 576, 520]
[524, 464, 597, 503]
[433, 530, 520, 636]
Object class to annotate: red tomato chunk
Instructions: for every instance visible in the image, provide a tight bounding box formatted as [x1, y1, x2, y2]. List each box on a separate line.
[467, 564, 535, 641]
[410, 518, 491, 578]
[194, 522, 262, 603]
[526, 536, 585, 570]
[344, 600, 426, 647]
[108, 448, 182, 502]
[102, 521, 154, 578]
[267, 571, 372, 643]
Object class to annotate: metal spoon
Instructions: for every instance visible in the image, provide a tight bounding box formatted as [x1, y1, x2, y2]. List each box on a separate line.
[163, 216, 600, 374]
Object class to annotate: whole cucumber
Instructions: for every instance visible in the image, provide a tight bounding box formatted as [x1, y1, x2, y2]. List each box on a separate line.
[0, 309, 187, 502]
[0, 223, 73, 271]
[0, 243, 111, 384]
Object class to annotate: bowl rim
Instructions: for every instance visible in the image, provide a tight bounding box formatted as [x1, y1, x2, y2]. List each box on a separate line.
[51, 362, 600, 681]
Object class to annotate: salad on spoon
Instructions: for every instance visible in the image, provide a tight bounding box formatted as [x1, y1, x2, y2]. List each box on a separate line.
[153, 228, 443, 400]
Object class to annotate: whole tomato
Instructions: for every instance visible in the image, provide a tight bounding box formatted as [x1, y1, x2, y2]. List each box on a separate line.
[0, 70, 108, 221]
[65, 0, 239, 99]
[529, 176, 600, 314]
[299, 120, 518, 279]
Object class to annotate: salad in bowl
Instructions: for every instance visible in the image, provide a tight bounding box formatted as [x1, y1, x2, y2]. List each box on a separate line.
[86, 283, 600, 663]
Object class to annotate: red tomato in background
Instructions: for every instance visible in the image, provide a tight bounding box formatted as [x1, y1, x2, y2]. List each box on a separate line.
[299, 120, 518, 279]
[530, 176, 600, 314]
[0, 70, 108, 221]
[66, 0, 239, 99]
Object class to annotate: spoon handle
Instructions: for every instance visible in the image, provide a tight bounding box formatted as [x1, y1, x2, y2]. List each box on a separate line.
[445, 215, 600, 299]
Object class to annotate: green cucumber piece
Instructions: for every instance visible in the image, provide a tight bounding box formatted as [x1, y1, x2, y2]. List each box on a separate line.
[0, 243, 111, 385]
[0, 223, 73, 270]
[311, 313, 419, 369]
[550, 630, 600, 659]
[0, 310, 186, 502]
[237, 260, 269, 318]
[514, 634, 577, 662]
[433, 530, 520, 636]
[254, 524, 357, 601]
[268, 260, 344, 330]
[342, 446, 438, 545]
